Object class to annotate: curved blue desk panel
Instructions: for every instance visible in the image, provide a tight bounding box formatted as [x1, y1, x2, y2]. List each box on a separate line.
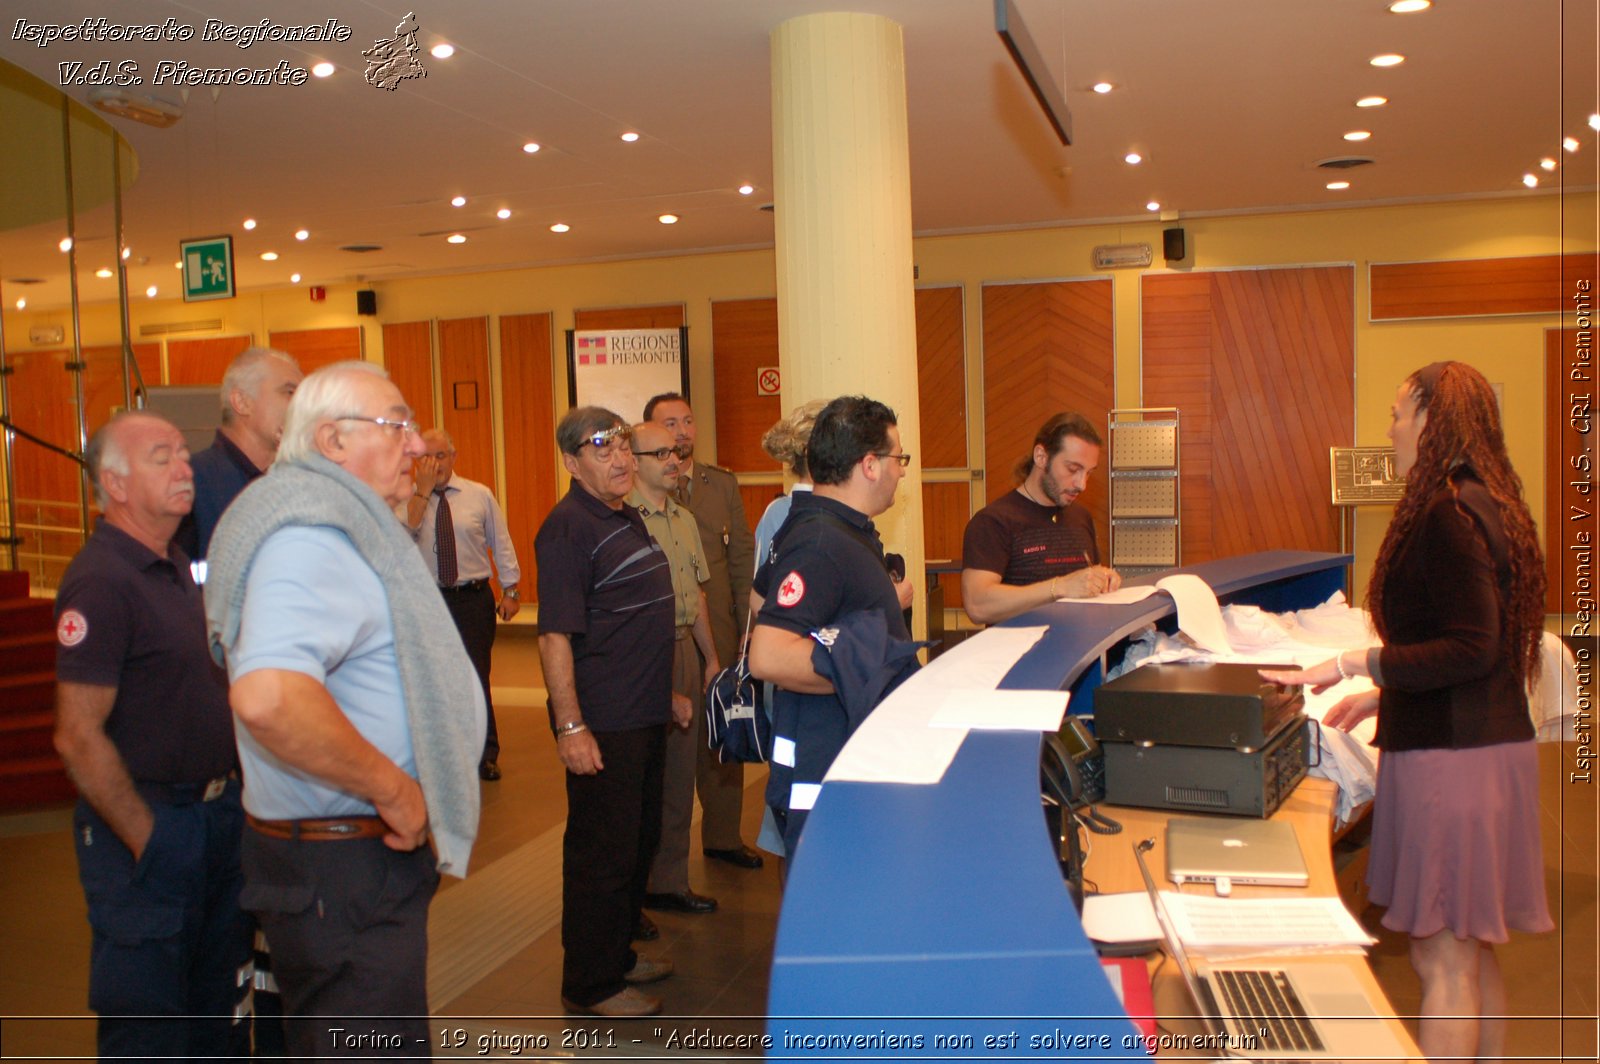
[767, 551, 1350, 1056]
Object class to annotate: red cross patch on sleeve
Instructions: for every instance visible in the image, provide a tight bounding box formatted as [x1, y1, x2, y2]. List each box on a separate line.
[57, 609, 88, 647]
[776, 571, 805, 607]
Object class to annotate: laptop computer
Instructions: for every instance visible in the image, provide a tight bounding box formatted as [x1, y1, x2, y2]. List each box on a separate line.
[1166, 816, 1310, 889]
[1133, 838, 1411, 1060]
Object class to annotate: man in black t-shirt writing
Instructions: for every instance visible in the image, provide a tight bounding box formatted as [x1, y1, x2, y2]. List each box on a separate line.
[961, 412, 1122, 624]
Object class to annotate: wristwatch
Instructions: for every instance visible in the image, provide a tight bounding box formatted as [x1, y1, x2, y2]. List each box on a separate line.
[502, 586, 520, 599]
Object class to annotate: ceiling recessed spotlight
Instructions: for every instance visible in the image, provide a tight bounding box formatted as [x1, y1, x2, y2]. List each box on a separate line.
[430, 43, 454, 59]
[658, 213, 679, 224]
[1523, 173, 1539, 188]
[620, 131, 640, 142]
[738, 184, 755, 195]
[1091, 82, 1114, 94]
[1124, 152, 1142, 165]
[121, 246, 131, 260]
[446, 233, 467, 244]
[174, 261, 182, 269]
[260, 251, 279, 261]
[14, 298, 24, 310]
[450, 196, 466, 207]
[312, 62, 334, 78]
[1370, 54, 1405, 67]
[522, 142, 540, 154]
[290, 273, 301, 283]
[59, 237, 73, 252]
[145, 285, 158, 298]
[1590, 114, 1600, 131]
[1145, 201, 1160, 212]
[1389, 0, 1431, 12]
[1540, 157, 1558, 171]
[243, 218, 257, 230]
[1343, 130, 1372, 141]
[1564, 136, 1581, 152]
[550, 222, 570, 233]
[1326, 180, 1351, 190]
[497, 208, 512, 220]
[95, 268, 113, 279]
[295, 229, 309, 241]
[1356, 96, 1387, 108]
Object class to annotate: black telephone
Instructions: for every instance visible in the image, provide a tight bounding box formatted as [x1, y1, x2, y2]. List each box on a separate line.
[1053, 715, 1106, 806]
[1041, 719, 1120, 913]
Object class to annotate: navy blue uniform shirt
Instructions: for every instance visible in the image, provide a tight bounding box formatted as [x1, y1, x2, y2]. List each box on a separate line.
[176, 429, 263, 561]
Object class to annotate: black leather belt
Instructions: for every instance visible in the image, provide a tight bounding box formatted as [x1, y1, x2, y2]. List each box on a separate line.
[246, 814, 388, 841]
[440, 578, 490, 594]
[136, 774, 235, 805]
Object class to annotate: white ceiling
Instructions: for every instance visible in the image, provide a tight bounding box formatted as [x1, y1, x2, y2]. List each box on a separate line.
[2, 0, 1596, 313]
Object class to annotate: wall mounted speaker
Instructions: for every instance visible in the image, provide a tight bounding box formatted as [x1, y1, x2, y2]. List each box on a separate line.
[356, 289, 378, 316]
[1162, 227, 1186, 263]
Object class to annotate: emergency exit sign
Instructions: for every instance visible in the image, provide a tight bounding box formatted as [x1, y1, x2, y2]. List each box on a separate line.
[180, 235, 235, 302]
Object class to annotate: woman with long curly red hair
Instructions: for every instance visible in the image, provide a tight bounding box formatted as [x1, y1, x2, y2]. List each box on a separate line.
[1265, 361, 1552, 1060]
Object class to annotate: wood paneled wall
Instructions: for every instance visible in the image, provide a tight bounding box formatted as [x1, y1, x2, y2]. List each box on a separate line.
[916, 286, 967, 469]
[711, 298, 783, 472]
[382, 321, 435, 424]
[437, 317, 494, 487]
[1143, 267, 1354, 562]
[922, 480, 971, 608]
[268, 327, 364, 370]
[980, 279, 1115, 543]
[740, 483, 786, 542]
[1371, 254, 1598, 320]
[83, 344, 162, 433]
[166, 335, 252, 384]
[501, 313, 557, 604]
[7, 349, 86, 508]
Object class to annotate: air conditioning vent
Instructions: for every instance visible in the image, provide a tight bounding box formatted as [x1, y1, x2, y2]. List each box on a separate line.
[339, 244, 384, 253]
[139, 318, 223, 336]
[7, 277, 45, 286]
[1316, 156, 1375, 170]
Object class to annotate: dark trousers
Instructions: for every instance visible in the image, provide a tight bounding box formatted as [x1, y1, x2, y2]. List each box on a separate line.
[72, 784, 252, 1064]
[240, 830, 438, 1058]
[561, 724, 667, 1006]
[442, 582, 498, 762]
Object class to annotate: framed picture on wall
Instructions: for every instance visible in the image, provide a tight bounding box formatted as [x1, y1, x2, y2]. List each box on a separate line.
[565, 327, 690, 423]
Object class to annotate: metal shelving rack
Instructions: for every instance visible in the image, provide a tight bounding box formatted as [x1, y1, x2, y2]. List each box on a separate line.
[1107, 407, 1180, 578]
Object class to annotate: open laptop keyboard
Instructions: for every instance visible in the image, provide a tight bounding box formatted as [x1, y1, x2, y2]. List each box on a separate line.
[1206, 969, 1326, 1053]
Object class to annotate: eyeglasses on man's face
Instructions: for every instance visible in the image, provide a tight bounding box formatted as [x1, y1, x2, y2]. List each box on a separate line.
[340, 415, 420, 438]
[581, 424, 632, 461]
[871, 451, 912, 468]
[635, 444, 689, 462]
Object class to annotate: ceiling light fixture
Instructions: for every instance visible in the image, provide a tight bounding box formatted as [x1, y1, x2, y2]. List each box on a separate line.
[312, 62, 334, 78]
[121, 247, 131, 260]
[1343, 130, 1372, 141]
[1389, 0, 1431, 12]
[173, 261, 182, 269]
[95, 268, 113, 279]
[1124, 152, 1142, 165]
[1564, 137, 1581, 152]
[430, 44, 455, 59]
[658, 214, 679, 224]
[1540, 158, 1558, 171]
[1590, 114, 1600, 131]
[145, 285, 158, 298]
[620, 131, 640, 142]
[243, 218, 257, 230]
[1091, 82, 1114, 94]
[1145, 201, 1160, 212]
[738, 184, 754, 195]
[497, 208, 512, 219]
[1356, 96, 1387, 108]
[261, 251, 279, 261]
[522, 142, 540, 153]
[1326, 181, 1351, 190]
[1370, 54, 1405, 67]
[291, 273, 302, 283]
[295, 229, 309, 241]
[58, 237, 73, 252]
[451, 196, 466, 207]
[550, 223, 570, 233]
[446, 233, 467, 244]
[1523, 173, 1539, 188]
[14, 299, 24, 310]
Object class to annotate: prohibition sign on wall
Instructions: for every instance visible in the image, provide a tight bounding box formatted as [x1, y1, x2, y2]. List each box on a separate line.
[756, 366, 781, 396]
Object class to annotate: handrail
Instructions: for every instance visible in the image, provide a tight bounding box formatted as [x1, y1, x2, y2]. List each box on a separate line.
[0, 417, 87, 468]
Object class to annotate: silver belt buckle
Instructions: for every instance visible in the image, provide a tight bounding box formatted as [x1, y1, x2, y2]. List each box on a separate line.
[203, 777, 227, 802]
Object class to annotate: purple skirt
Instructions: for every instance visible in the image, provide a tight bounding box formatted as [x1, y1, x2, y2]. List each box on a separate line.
[1368, 740, 1553, 942]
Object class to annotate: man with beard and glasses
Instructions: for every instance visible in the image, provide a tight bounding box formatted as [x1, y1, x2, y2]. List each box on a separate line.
[960, 412, 1121, 624]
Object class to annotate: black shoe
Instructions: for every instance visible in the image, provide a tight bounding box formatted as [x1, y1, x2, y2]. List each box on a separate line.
[642, 890, 718, 914]
[478, 760, 501, 781]
[704, 845, 764, 870]
[633, 914, 659, 941]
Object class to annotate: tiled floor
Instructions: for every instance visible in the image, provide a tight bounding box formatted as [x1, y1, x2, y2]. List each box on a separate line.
[2, 688, 1594, 1059]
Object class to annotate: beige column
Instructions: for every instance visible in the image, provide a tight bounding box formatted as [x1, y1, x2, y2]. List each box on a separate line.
[771, 12, 926, 636]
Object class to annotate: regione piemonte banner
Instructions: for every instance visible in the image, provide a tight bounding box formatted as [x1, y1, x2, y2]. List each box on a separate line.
[565, 328, 690, 424]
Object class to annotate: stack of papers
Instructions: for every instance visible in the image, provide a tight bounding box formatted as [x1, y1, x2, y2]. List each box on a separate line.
[1082, 891, 1376, 953]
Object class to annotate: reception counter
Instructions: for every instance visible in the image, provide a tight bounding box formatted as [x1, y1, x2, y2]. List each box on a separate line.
[765, 551, 1417, 1056]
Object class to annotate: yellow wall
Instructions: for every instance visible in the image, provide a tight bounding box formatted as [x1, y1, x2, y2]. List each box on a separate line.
[6, 192, 1594, 600]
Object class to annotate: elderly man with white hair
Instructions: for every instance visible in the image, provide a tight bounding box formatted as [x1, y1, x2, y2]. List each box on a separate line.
[204, 360, 485, 1056]
[177, 346, 302, 561]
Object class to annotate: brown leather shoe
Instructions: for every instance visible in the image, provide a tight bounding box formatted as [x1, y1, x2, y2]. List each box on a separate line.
[561, 986, 662, 1017]
[624, 956, 673, 985]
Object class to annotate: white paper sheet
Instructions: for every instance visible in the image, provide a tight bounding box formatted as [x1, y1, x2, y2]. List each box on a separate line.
[1081, 891, 1375, 952]
[1155, 573, 1234, 654]
[1082, 891, 1163, 943]
[926, 688, 1069, 731]
[1074, 584, 1161, 605]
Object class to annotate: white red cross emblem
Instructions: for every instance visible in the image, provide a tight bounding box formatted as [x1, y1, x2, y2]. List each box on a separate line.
[57, 609, 88, 647]
[776, 571, 805, 607]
